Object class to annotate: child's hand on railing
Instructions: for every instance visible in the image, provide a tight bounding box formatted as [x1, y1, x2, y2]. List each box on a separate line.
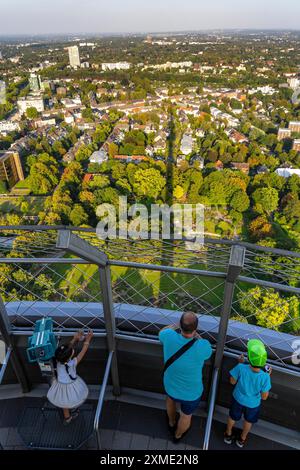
[238, 354, 245, 363]
[265, 365, 272, 375]
[85, 330, 93, 343]
[74, 330, 84, 342]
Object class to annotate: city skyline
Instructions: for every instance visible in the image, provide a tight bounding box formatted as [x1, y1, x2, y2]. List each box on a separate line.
[0, 0, 300, 35]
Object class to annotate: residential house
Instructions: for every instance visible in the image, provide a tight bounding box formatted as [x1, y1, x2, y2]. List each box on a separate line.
[189, 155, 204, 169]
[180, 134, 194, 155]
[230, 162, 250, 174]
[113, 155, 148, 163]
[215, 160, 224, 171]
[226, 128, 249, 144]
[89, 149, 108, 165]
[275, 168, 300, 178]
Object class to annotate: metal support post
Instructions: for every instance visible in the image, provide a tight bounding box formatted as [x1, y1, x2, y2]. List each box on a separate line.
[203, 245, 245, 450]
[214, 245, 246, 369]
[0, 297, 31, 392]
[99, 265, 120, 396]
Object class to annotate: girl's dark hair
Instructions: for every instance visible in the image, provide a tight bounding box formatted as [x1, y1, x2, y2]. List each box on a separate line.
[55, 344, 73, 363]
[53, 344, 76, 380]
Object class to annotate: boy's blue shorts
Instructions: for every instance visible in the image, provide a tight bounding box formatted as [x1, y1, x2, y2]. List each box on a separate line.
[166, 394, 201, 415]
[229, 397, 261, 424]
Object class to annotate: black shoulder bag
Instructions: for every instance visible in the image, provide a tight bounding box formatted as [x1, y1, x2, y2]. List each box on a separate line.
[163, 337, 197, 374]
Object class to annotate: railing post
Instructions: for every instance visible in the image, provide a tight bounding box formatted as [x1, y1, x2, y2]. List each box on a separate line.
[0, 297, 31, 392]
[57, 230, 120, 396]
[203, 245, 245, 450]
[214, 245, 246, 369]
[99, 265, 120, 396]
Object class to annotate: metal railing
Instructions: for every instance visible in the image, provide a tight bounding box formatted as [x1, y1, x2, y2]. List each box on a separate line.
[0, 346, 12, 385]
[203, 367, 219, 450]
[93, 350, 114, 450]
[0, 226, 299, 449]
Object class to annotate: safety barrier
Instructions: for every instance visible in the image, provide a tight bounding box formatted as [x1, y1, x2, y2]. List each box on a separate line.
[0, 226, 299, 449]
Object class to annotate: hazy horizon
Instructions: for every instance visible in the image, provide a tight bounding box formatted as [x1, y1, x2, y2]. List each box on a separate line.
[0, 0, 300, 35]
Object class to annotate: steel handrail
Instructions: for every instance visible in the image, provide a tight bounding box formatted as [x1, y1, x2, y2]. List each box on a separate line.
[0, 224, 300, 258]
[0, 347, 12, 385]
[93, 350, 114, 449]
[203, 367, 219, 450]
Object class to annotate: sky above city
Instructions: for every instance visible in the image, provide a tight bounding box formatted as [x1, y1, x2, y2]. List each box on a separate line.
[0, 0, 300, 35]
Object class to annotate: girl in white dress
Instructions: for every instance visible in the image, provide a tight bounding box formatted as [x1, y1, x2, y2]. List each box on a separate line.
[47, 330, 93, 425]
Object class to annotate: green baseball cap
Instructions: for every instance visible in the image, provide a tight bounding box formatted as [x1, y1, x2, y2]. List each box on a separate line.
[247, 339, 267, 367]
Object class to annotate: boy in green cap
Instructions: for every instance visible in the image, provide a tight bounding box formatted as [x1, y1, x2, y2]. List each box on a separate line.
[224, 339, 272, 448]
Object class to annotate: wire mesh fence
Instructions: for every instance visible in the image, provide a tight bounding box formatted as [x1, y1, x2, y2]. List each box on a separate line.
[0, 227, 299, 286]
[227, 281, 300, 367]
[0, 226, 299, 370]
[111, 264, 225, 341]
[0, 260, 105, 330]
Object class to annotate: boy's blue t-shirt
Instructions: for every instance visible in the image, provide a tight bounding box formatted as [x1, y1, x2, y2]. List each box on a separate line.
[230, 363, 271, 408]
[159, 328, 212, 401]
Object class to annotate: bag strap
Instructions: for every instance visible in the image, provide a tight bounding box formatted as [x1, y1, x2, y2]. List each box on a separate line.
[163, 337, 197, 374]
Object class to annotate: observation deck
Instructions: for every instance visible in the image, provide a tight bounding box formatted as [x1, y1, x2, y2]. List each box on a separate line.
[0, 226, 299, 450]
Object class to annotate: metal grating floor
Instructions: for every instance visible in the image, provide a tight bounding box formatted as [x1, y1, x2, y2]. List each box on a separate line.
[17, 403, 95, 450]
[0, 397, 296, 450]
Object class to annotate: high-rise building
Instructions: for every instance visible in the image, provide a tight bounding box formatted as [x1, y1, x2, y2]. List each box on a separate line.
[68, 46, 81, 69]
[0, 80, 5, 105]
[29, 73, 42, 92]
[0, 151, 24, 189]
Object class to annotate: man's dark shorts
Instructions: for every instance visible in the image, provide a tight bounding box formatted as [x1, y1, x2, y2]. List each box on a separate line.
[229, 396, 261, 424]
[167, 394, 201, 415]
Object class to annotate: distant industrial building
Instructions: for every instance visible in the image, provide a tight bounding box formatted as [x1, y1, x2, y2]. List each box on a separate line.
[0, 121, 20, 135]
[288, 121, 300, 133]
[68, 46, 81, 69]
[0, 151, 24, 189]
[277, 128, 292, 141]
[292, 139, 300, 152]
[17, 95, 44, 114]
[287, 77, 300, 90]
[102, 62, 131, 71]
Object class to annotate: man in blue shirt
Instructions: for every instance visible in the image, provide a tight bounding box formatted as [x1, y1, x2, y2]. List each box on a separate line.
[224, 339, 272, 448]
[159, 312, 212, 442]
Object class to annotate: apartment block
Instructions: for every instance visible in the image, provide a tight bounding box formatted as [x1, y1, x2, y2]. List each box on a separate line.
[0, 151, 24, 189]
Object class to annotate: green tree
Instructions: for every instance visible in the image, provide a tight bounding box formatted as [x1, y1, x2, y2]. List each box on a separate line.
[26, 107, 39, 119]
[252, 187, 279, 214]
[133, 168, 166, 199]
[69, 204, 89, 226]
[230, 190, 250, 212]
[238, 287, 289, 331]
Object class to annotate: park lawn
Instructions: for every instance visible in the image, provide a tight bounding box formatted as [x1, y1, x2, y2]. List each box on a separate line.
[55, 261, 226, 311]
[55, 263, 100, 301]
[0, 196, 46, 215]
